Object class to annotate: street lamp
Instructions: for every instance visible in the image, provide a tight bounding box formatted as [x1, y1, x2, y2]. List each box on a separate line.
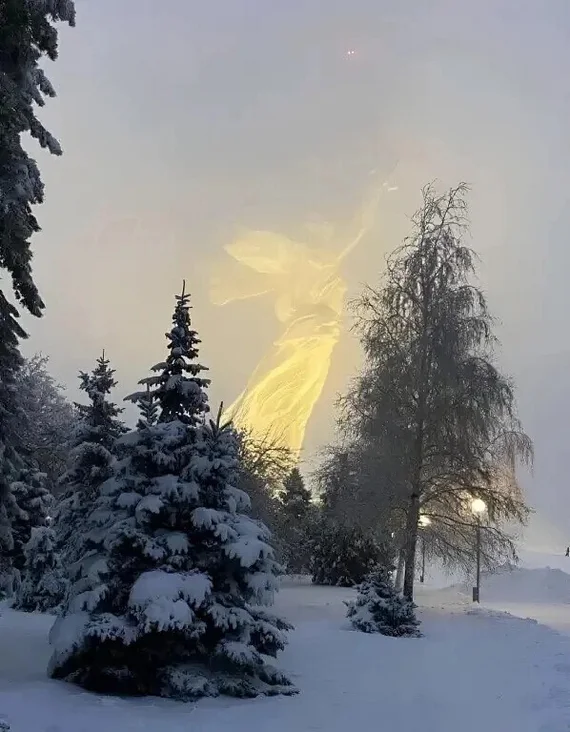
[418, 514, 431, 584]
[471, 498, 486, 603]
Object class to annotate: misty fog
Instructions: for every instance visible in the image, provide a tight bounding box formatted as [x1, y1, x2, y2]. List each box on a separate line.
[25, 0, 570, 540]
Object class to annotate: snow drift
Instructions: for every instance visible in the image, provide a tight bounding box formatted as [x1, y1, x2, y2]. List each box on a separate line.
[460, 565, 570, 604]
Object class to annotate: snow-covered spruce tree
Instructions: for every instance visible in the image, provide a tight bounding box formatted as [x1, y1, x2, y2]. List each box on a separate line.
[0, 0, 75, 595]
[0, 296, 28, 596]
[10, 469, 52, 573]
[136, 385, 158, 430]
[346, 567, 421, 637]
[15, 526, 66, 612]
[128, 280, 210, 426]
[279, 467, 314, 574]
[54, 353, 126, 567]
[309, 517, 384, 587]
[280, 467, 312, 520]
[0, 0, 76, 319]
[49, 285, 296, 699]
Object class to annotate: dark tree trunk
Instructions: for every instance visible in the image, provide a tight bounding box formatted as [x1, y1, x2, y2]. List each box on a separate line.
[402, 491, 420, 600]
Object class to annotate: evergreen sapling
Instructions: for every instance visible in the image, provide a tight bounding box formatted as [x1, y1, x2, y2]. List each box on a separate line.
[346, 566, 421, 637]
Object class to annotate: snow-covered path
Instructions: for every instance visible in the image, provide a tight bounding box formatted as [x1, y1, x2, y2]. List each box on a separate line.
[1, 583, 570, 731]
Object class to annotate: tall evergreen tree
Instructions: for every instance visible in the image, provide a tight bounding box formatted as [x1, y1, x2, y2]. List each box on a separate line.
[127, 280, 210, 425]
[281, 467, 311, 520]
[49, 286, 296, 699]
[0, 0, 75, 594]
[0, 296, 27, 593]
[54, 353, 126, 567]
[278, 467, 313, 573]
[0, 0, 75, 317]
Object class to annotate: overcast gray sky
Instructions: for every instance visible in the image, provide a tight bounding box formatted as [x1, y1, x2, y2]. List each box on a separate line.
[23, 0, 570, 541]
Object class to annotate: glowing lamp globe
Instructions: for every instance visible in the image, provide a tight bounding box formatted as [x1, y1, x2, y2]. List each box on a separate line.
[471, 498, 486, 516]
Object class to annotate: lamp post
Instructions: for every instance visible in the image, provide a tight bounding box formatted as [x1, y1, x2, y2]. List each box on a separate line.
[471, 498, 486, 603]
[418, 514, 431, 584]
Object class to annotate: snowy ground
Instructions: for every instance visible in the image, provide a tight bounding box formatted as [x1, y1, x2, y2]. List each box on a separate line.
[3, 571, 570, 731]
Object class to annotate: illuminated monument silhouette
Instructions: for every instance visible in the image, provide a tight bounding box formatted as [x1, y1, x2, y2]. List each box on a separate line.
[211, 177, 397, 455]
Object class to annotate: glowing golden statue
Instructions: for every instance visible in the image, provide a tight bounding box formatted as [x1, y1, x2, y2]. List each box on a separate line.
[211, 177, 397, 455]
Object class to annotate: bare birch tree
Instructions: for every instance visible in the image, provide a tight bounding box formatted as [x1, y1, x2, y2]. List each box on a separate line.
[234, 427, 297, 563]
[342, 183, 531, 600]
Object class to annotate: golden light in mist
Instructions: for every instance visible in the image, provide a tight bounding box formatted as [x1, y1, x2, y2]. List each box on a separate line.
[211, 177, 397, 456]
[471, 498, 487, 516]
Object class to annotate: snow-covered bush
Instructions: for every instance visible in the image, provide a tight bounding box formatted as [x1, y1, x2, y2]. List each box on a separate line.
[346, 567, 421, 637]
[15, 526, 66, 613]
[310, 519, 383, 587]
[49, 285, 296, 700]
